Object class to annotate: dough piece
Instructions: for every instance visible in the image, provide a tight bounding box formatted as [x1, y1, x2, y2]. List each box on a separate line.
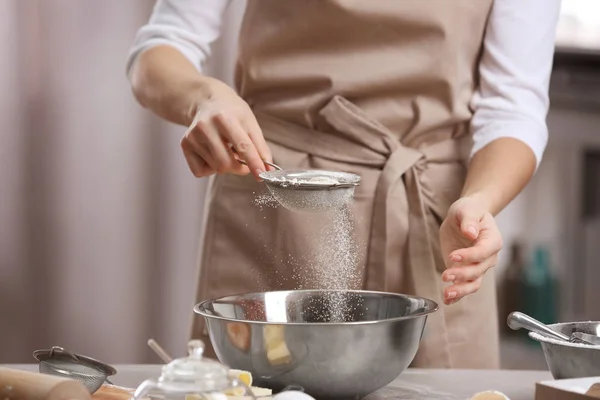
[470, 391, 510, 400]
[251, 387, 273, 397]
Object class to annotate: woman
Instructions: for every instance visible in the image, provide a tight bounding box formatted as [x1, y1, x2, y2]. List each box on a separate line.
[127, 0, 560, 368]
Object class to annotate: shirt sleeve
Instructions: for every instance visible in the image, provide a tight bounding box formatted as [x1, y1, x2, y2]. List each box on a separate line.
[469, 0, 562, 168]
[126, 0, 231, 76]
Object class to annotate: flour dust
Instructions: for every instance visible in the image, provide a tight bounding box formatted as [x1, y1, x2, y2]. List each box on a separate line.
[253, 191, 279, 211]
[252, 190, 365, 322]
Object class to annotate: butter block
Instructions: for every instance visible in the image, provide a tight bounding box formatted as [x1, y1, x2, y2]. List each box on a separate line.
[263, 325, 292, 365]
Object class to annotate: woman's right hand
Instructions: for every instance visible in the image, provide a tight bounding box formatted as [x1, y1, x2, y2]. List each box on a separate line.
[181, 77, 273, 181]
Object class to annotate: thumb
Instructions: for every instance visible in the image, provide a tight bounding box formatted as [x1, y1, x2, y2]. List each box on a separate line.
[457, 207, 481, 240]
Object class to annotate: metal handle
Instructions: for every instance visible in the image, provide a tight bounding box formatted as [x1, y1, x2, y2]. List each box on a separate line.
[507, 311, 570, 342]
[236, 157, 282, 171]
[48, 346, 80, 361]
[229, 144, 282, 171]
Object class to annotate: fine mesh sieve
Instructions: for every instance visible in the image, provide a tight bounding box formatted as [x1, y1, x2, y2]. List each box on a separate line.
[258, 169, 361, 212]
[33, 346, 116, 394]
[233, 150, 361, 212]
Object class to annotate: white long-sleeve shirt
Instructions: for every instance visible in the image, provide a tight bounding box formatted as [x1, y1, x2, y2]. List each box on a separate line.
[127, 0, 561, 167]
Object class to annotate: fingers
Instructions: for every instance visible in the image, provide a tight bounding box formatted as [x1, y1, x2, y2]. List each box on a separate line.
[195, 119, 242, 174]
[442, 251, 498, 305]
[442, 254, 498, 283]
[181, 139, 215, 178]
[449, 232, 503, 264]
[443, 277, 483, 305]
[221, 137, 251, 175]
[214, 113, 266, 180]
[456, 207, 481, 240]
[182, 110, 269, 180]
[441, 198, 503, 305]
[243, 114, 273, 164]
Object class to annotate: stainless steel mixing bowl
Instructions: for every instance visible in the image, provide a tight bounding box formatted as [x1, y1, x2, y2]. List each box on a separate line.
[194, 290, 438, 400]
[529, 321, 600, 379]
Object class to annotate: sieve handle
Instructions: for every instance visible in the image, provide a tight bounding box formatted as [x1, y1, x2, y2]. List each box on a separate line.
[0, 366, 90, 400]
[48, 346, 80, 361]
[237, 158, 282, 171]
[229, 144, 282, 171]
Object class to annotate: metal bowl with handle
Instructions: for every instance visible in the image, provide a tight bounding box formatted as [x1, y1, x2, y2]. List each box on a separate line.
[194, 289, 438, 400]
[528, 321, 600, 379]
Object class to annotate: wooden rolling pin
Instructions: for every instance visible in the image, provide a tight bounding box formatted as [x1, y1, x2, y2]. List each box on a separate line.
[0, 367, 91, 400]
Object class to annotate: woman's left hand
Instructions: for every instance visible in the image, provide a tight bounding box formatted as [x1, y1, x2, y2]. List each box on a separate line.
[439, 195, 503, 305]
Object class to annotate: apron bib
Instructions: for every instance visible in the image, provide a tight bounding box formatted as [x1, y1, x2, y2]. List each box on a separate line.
[191, 0, 500, 369]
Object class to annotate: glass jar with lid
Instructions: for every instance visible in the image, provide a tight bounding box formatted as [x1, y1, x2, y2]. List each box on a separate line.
[132, 340, 255, 400]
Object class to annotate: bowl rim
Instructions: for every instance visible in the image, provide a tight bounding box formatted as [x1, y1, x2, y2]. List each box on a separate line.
[529, 321, 600, 350]
[193, 289, 439, 326]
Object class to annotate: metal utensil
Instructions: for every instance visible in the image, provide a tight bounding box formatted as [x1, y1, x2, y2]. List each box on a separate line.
[572, 331, 600, 346]
[230, 144, 282, 171]
[528, 321, 600, 379]
[230, 144, 360, 212]
[195, 289, 438, 400]
[33, 346, 116, 394]
[507, 312, 599, 345]
[258, 169, 361, 212]
[507, 312, 571, 342]
[236, 157, 283, 171]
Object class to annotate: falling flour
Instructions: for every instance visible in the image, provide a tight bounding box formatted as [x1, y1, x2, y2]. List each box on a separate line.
[253, 191, 279, 211]
[306, 205, 363, 321]
[269, 187, 355, 213]
[252, 186, 364, 322]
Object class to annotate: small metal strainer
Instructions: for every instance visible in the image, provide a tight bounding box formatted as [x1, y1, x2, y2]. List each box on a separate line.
[234, 152, 361, 212]
[258, 169, 361, 212]
[33, 346, 117, 394]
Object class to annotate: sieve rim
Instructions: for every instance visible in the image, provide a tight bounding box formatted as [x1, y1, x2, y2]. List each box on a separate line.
[33, 347, 117, 377]
[259, 169, 361, 190]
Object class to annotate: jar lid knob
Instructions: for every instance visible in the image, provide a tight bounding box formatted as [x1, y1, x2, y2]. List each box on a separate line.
[187, 340, 205, 360]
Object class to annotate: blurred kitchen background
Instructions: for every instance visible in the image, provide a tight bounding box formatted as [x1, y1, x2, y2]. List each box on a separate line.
[1, 0, 599, 368]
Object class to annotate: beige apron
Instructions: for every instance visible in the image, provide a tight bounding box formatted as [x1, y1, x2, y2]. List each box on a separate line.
[191, 0, 500, 369]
